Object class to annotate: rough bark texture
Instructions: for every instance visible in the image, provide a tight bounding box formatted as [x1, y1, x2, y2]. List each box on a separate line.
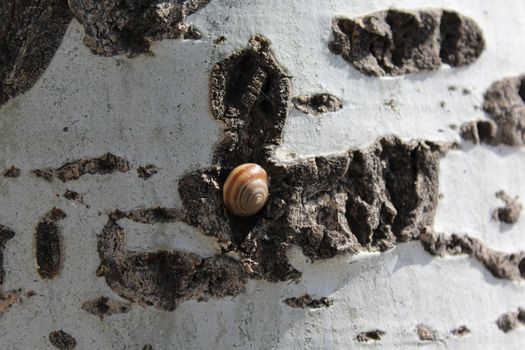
[32, 153, 130, 182]
[0, 0, 212, 106]
[0, 226, 19, 316]
[496, 308, 525, 333]
[355, 330, 385, 343]
[96, 212, 246, 311]
[0, 225, 16, 286]
[292, 93, 343, 116]
[92, 35, 524, 310]
[0, 0, 72, 106]
[493, 190, 522, 224]
[420, 229, 525, 281]
[1, 1, 524, 347]
[2, 165, 21, 178]
[35, 208, 66, 279]
[329, 9, 484, 76]
[68, 0, 211, 57]
[49, 330, 77, 350]
[451, 325, 471, 337]
[461, 75, 525, 146]
[81, 296, 132, 319]
[88, 35, 453, 308]
[283, 294, 333, 309]
[178, 35, 446, 283]
[137, 165, 159, 180]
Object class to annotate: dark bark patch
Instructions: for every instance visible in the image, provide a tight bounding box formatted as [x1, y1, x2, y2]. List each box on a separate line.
[0, 226, 18, 316]
[2, 165, 21, 178]
[82, 296, 131, 320]
[462, 88, 471, 96]
[284, 294, 333, 309]
[32, 169, 55, 181]
[35, 208, 66, 279]
[482, 75, 525, 146]
[355, 330, 385, 343]
[439, 11, 484, 67]
[32, 153, 130, 182]
[292, 93, 342, 116]
[493, 190, 522, 224]
[96, 216, 246, 311]
[421, 229, 525, 281]
[459, 120, 496, 145]
[329, 9, 484, 76]
[496, 308, 525, 333]
[69, 0, 211, 57]
[0, 225, 16, 285]
[519, 258, 525, 279]
[26, 290, 37, 298]
[519, 79, 525, 103]
[63, 189, 83, 203]
[91, 36, 509, 310]
[0, 0, 72, 106]
[137, 165, 159, 180]
[208, 34, 291, 170]
[181, 35, 446, 283]
[462, 75, 525, 146]
[122, 207, 184, 224]
[49, 330, 76, 350]
[451, 325, 470, 337]
[213, 36, 227, 46]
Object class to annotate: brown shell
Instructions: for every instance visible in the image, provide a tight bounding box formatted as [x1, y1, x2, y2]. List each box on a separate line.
[223, 163, 269, 216]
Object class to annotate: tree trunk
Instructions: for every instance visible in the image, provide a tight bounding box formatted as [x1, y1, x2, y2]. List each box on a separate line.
[1, 1, 524, 349]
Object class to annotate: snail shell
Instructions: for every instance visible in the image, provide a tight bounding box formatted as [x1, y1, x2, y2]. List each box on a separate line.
[223, 163, 269, 216]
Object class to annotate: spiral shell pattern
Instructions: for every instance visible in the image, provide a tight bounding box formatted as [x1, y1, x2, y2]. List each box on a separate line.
[223, 163, 269, 216]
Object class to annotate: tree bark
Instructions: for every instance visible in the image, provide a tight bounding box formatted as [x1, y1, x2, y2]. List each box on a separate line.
[0, 1, 524, 349]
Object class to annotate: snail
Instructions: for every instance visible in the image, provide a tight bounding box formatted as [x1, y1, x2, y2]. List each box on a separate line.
[223, 163, 269, 216]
